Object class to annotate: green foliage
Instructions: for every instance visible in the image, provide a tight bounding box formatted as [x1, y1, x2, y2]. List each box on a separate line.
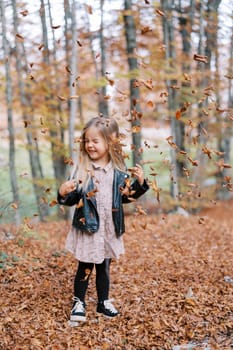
[0, 251, 20, 269]
[0, 143, 58, 223]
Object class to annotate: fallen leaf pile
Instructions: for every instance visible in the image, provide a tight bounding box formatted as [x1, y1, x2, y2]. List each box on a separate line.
[0, 200, 233, 350]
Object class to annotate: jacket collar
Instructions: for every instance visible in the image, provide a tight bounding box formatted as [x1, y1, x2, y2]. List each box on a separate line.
[92, 161, 113, 173]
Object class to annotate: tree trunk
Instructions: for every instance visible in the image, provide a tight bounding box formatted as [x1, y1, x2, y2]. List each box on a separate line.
[47, 0, 66, 159]
[217, 8, 232, 199]
[0, 0, 20, 225]
[68, 0, 78, 161]
[12, 0, 48, 220]
[124, 0, 142, 166]
[99, 0, 108, 116]
[161, 0, 179, 201]
[40, 0, 66, 183]
[177, 3, 193, 180]
[193, 0, 222, 191]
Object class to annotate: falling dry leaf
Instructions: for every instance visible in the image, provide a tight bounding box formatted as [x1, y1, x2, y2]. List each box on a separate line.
[84, 4, 93, 14]
[160, 91, 169, 98]
[86, 188, 98, 199]
[20, 10, 29, 16]
[49, 199, 58, 207]
[65, 65, 72, 74]
[146, 100, 154, 108]
[202, 145, 212, 159]
[76, 198, 84, 209]
[141, 26, 152, 35]
[23, 120, 31, 128]
[187, 156, 199, 166]
[41, 128, 49, 134]
[16, 33, 24, 41]
[79, 217, 86, 224]
[155, 8, 165, 16]
[176, 110, 182, 120]
[193, 54, 208, 63]
[131, 125, 141, 133]
[141, 78, 153, 90]
[57, 95, 67, 101]
[64, 157, 74, 166]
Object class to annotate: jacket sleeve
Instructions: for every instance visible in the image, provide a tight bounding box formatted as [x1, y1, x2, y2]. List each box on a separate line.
[121, 179, 149, 204]
[57, 189, 80, 207]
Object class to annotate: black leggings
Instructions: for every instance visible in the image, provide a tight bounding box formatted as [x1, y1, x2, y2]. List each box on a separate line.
[74, 259, 111, 302]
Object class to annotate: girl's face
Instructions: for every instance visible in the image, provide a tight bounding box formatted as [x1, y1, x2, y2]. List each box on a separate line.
[84, 126, 110, 166]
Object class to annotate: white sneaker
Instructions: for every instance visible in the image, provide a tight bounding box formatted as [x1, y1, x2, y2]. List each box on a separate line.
[70, 297, 86, 322]
[97, 299, 119, 317]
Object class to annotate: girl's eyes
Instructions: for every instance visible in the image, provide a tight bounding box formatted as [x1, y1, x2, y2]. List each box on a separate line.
[84, 139, 99, 143]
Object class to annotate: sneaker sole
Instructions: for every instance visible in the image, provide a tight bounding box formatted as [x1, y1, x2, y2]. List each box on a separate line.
[96, 311, 119, 318]
[70, 315, 86, 322]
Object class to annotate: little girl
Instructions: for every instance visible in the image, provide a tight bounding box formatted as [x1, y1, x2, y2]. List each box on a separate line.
[57, 116, 149, 322]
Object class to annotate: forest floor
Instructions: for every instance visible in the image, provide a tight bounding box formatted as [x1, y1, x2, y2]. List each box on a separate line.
[0, 199, 233, 350]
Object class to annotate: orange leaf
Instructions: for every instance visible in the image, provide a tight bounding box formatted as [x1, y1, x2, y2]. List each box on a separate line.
[176, 110, 181, 120]
[64, 157, 74, 166]
[155, 9, 165, 16]
[131, 125, 141, 133]
[57, 95, 67, 101]
[20, 10, 29, 16]
[49, 199, 58, 207]
[141, 26, 152, 35]
[147, 100, 154, 108]
[76, 198, 84, 209]
[86, 188, 98, 199]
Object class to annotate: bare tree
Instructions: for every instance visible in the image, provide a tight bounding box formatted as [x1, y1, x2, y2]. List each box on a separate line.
[40, 0, 66, 183]
[0, 0, 20, 225]
[68, 0, 78, 161]
[12, 0, 48, 221]
[124, 0, 142, 166]
[161, 0, 179, 201]
[217, 8, 232, 199]
[98, 0, 108, 116]
[47, 0, 65, 156]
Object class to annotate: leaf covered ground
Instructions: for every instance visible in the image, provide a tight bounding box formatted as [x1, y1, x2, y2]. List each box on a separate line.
[1, 201, 233, 350]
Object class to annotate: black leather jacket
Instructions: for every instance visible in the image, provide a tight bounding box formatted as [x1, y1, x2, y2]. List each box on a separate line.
[57, 168, 149, 237]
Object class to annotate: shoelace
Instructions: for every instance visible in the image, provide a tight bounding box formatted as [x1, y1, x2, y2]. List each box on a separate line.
[73, 297, 85, 312]
[104, 300, 117, 313]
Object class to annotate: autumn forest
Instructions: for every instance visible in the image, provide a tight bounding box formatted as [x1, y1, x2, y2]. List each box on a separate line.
[0, 0, 233, 349]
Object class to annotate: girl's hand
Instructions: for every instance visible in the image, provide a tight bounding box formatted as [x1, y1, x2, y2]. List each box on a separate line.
[59, 180, 77, 197]
[128, 164, 144, 185]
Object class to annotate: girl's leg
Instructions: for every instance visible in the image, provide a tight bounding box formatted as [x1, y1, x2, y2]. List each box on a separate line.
[95, 258, 118, 317]
[95, 258, 111, 302]
[74, 261, 94, 302]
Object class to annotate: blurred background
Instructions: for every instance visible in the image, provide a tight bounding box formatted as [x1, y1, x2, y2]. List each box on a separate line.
[0, 0, 232, 225]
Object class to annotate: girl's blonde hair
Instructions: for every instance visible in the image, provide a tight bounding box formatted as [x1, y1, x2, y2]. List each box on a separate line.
[75, 116, 126, 188]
